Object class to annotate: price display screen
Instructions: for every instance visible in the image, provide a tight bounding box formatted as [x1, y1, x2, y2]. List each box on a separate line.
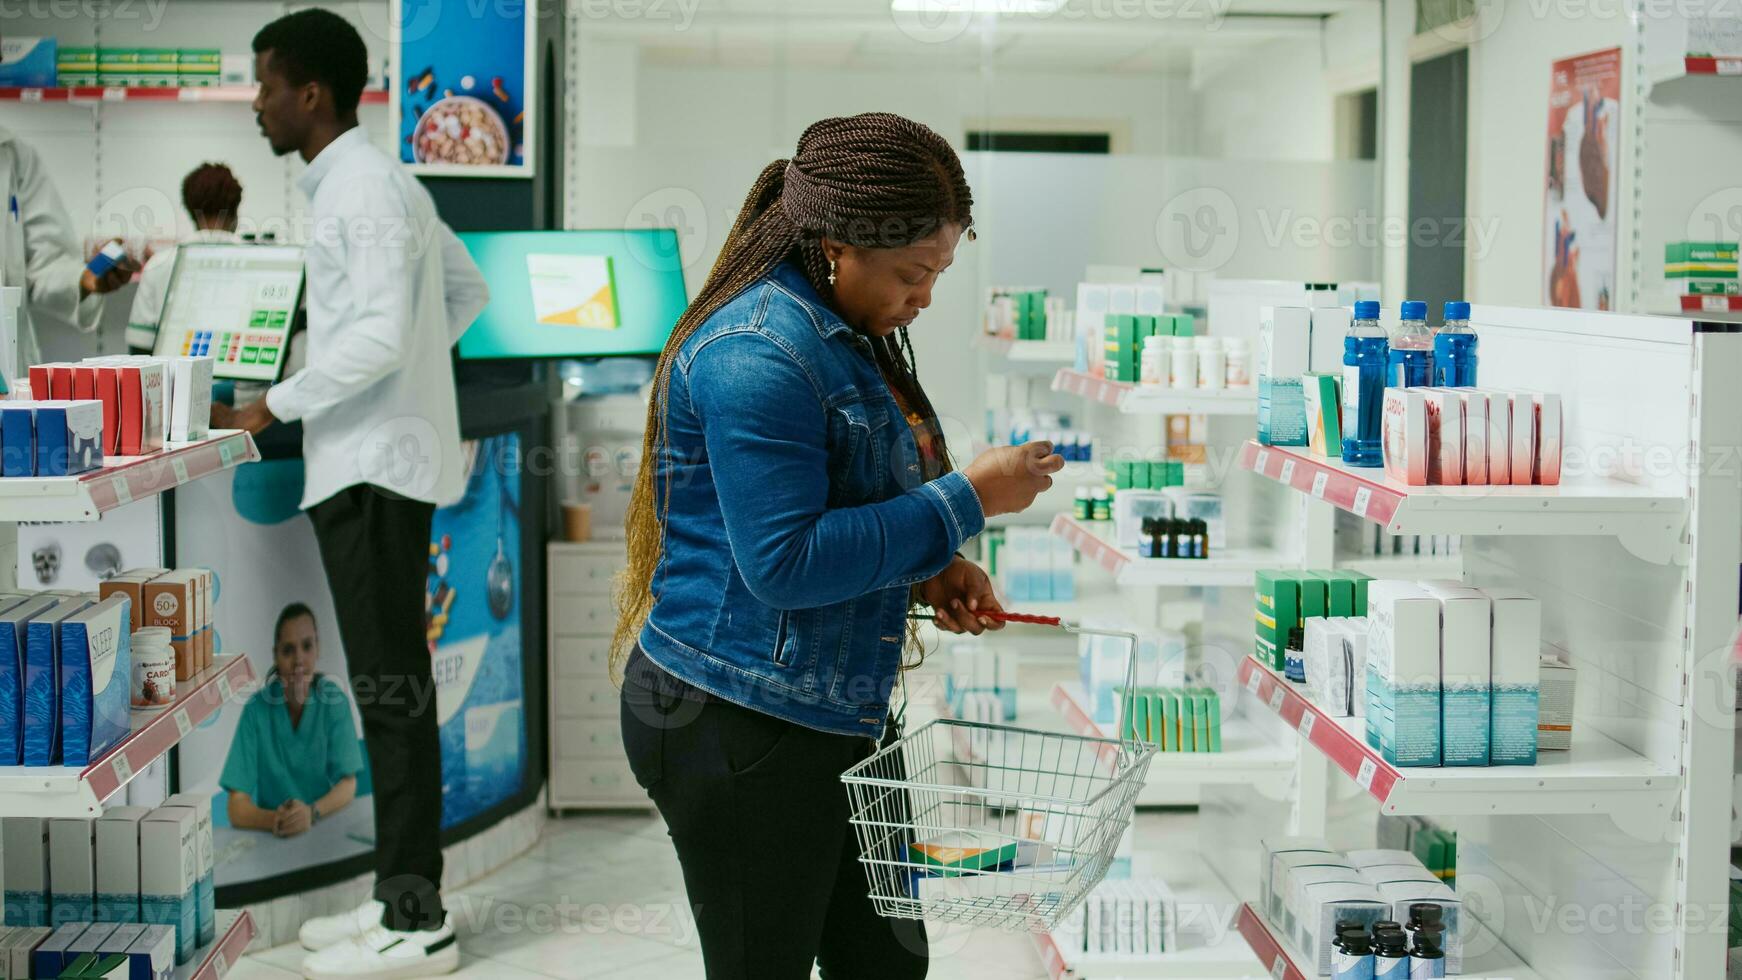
[153, 244, 306, 382]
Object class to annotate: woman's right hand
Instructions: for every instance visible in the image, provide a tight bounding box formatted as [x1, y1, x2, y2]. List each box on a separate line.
[964, 441, 1066, 518]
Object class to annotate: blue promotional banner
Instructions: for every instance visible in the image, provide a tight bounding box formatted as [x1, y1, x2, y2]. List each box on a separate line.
[393, 0, 534, 176]
[178, 433, 529, 896]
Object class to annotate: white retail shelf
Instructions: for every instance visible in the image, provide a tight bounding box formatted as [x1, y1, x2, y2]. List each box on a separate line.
[1051, 514, 1286, 588]
[979, 335, 1076, 364]
[1338, 553, 1464, 581]
[0, 655, 254, 817]
[1236, 657, 1679, 828]
[178, 910, 257, 980]
[1235, 903, 1541, 980]
[1239, 441, 1685, 548]
[1052, 370, 1257, 416]
[1050, 683, 1295, 793]
[0, 430, 260, 523]
[0, 85, 387, 105]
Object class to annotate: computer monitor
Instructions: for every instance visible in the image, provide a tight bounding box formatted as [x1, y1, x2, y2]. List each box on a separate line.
[152, 243, 305, 383]
[456, 230, 688, 360]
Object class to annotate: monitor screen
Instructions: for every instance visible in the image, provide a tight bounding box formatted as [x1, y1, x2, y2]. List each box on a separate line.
[152, 243, 305, 382]
[456, 230, 688, 360]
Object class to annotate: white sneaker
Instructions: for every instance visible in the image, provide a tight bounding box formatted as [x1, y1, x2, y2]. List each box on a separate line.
[300, 900, 385, 951]
[301, 916, 459, 980]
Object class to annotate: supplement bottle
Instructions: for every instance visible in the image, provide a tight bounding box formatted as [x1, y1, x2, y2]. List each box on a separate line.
[1408, 926, 1446, 979]
[1388, 300, 1434, 388]
[1332, 927, 1375, 980]
[1373, 928, 1410, 980]
[1341, 300, 1388, 466]
[1433, 301, 1478, 386]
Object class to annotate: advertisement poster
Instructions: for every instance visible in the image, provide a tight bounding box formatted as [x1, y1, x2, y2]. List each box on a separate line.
[176, 434, 526, 898]
[1543, 47, 1620, 310]
[15, 498, 162, 592]
[392, 0, 535, 176]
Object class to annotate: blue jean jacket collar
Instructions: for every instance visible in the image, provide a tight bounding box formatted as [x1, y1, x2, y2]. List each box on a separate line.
[767, 261, 858, 344]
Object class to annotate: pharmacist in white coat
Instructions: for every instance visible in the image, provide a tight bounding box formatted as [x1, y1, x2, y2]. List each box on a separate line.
[212, 9, 487, 980]
[0, 124, 135, 368]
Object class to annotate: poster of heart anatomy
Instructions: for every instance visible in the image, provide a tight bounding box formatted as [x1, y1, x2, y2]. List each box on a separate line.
[527, 253, 620, 329]
[1543, 47, 1620, 310]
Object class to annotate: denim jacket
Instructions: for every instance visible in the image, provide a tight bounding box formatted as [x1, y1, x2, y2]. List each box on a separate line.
[639, 262, 986, 737]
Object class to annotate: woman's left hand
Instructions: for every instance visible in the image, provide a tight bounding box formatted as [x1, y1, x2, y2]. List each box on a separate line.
[919, 557, 1005, 636]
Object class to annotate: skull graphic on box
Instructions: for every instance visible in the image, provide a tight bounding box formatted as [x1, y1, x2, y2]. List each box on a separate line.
[31, 542, 61, 586]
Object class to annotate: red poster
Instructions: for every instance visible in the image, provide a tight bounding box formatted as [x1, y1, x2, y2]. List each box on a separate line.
[1544, 47, 1621, 310]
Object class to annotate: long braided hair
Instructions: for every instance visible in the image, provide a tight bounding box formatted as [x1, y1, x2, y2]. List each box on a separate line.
[610, 112, 975, 678]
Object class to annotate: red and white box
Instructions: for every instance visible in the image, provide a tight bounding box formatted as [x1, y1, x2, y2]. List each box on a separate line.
[90, 365, 122, 455]
[1475, 390, 1511, 485]
[1532, 392, 1563, 485]
[50, 363, 75, 399]
[114, 360, 166, 456]
[1457, 389, 1489, 485]
[1503, 392, 1536, 486]
[1423, 389, 1465, 486]
[1382, 388, 1429, 486]
[72, 365, 96, 401]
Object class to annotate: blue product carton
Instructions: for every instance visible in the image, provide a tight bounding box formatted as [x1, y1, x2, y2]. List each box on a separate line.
[48, 817, 96, 925]
[125, 924, 175, 980]
[0, 37, 58, 87]
[140, 807, 197, 963]
[61, 595, 133, 766]
[66, 921, 119, 963]
[0, 595, 59, 764]
[1486, 589, 1542, 766]
[1, 405, 35, 476]
[33, 400, 105, 476]
[22, 596, 92, 766]
[159, 794, 214, 946]
[31, 921, 87, 976]
[1368, 581, 1442, 767]
[97, 922, 147, 960]
[2, 817, 50, 926]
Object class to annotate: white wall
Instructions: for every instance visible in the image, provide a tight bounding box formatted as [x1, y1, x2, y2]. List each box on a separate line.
[1465, 4, 1631, 307]
[623, 59, 1203, 157]
[1195, 35, 1336, 160]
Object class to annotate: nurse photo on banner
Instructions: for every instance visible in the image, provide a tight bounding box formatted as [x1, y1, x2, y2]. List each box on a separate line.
[221, 602, 366, 838]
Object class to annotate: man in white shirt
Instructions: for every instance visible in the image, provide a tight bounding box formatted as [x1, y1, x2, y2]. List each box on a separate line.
[215, 10, 487, 978]
[127, 162, 247, 352]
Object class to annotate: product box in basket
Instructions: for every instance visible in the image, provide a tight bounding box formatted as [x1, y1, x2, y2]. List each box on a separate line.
[142, 572, 199, 681]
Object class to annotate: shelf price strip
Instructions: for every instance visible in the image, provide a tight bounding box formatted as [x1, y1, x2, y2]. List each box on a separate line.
[1236, 903, 1306, 980]
[1239, 441, 1401, 526]
[1236, 655, 1402, 806]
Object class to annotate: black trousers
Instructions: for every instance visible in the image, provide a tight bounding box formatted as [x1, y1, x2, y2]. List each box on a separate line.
[310, 484, 445, 931]
[620, 651, 928, 980]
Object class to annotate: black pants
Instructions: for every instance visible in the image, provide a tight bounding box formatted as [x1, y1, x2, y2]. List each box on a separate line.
[620, 651, 927, 980]
[310, 484, 445, 931]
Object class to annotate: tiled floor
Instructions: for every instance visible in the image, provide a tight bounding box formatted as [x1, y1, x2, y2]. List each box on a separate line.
[234, 808, 1201, 979]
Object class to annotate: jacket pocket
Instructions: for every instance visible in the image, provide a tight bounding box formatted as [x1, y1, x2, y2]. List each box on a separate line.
[826, 397, 891, 506]
[771, 610, 794, 666]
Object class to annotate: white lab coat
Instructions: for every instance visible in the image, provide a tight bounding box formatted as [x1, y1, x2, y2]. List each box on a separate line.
[0, 125, 102, 368]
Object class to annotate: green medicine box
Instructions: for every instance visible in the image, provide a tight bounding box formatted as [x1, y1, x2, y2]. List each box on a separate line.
[1170, 313, 1196, 338]
[1297, 574, 1326, 623]
[1254, 570, 1301, 670]
[1104, 314, 1137, 382]
[1175, 691, 1195, 751]
[1315, 571, 1355, 617]
[1665, 241, 1738, 264]
[1191, 691, 1211, 752]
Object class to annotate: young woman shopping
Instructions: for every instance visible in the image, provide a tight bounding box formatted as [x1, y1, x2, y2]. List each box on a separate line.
[615, 112, 1061, 979]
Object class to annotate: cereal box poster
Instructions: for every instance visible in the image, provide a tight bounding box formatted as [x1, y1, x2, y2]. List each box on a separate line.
[392, 0, 535, 176]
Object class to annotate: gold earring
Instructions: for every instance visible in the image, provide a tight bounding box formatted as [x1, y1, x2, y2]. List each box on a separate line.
[828, 259, 837, 286]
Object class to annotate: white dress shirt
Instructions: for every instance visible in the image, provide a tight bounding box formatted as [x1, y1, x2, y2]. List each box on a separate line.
[126, 228, 243, 351]
[265, 126, 489, 509]
[0, 125, 103, 368]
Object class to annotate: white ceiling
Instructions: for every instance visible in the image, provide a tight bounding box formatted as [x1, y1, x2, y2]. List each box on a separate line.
[576, 0, 1374, 73]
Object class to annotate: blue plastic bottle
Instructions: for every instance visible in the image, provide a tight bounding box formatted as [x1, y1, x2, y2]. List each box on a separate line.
[1433, 301, 1478, 387]
[1341, 300, 1388, 467]
[1388, 301, 1434, 388]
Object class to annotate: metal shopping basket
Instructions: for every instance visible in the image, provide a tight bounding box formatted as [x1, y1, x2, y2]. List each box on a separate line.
[840, 611, 1155, 933]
